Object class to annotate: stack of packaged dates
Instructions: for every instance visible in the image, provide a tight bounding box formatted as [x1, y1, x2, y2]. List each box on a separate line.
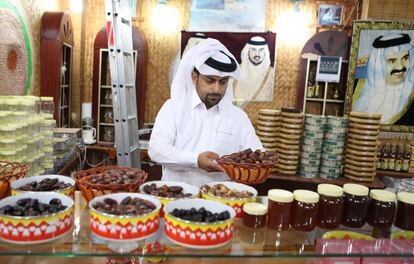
[319, 116, 348, 179]
[298, 114, 326, 178]
[256, 109, 280, 173]
[53, 132, 77, 172]
[39, 97, 56, 174]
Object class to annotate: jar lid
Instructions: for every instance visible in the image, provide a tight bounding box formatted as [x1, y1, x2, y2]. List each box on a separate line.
[0, 150, 16, 155]
[370, 189, 396, 202]
[0, 138, 17, 144]
[343, 183, 369, 196]
[293, 189, 319, 203]
[397, 192, 414, 205]
[317, 184, 343, 197]
[13, 111, 28, 116]
[0, 125, 16, 131]
[243, 202, 267, 216]
[40, 96, 54, 101]
[268, 189, 294, 203]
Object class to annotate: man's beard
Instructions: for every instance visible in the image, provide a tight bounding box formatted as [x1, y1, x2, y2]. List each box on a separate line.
[203, 93, 222, 109]
[249, 56, 263, 66]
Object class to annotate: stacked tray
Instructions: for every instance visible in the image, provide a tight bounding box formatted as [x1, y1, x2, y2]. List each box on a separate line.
[298, 114, 326, 178]
[256, 109, 280, 173]
[344, 112, 381, 182]
[277, 108, 303, 175]
[319, 116, 348, 180]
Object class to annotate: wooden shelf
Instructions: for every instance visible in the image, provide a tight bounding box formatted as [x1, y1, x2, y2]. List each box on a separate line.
[306, 98, 324, 102]
[376, 169, 414, 179]
[100, 104, 113, 107]
[100, 85, 112, 88]
[99, 122, 114, 126]
[269, 173, 386, 189]
[60, 105, 68, 109]
[326, 99, 344, 103]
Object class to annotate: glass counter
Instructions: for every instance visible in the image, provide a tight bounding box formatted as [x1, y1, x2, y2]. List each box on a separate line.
[0, 192, 413, 264]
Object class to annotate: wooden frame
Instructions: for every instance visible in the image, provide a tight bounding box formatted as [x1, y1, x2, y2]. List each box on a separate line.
[317, 4, 343, 26]
[344, 21, 414, 132]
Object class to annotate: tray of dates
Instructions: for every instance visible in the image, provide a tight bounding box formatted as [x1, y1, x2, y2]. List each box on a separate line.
[164, 198, 236, 249]
[89, 193, 161, 241]
[0, 192, 74, 244]
[73, 165, 148, 202]
[11, 175, 75, 198]
[200, 181, 257, 218]
[217, 148, 277, 184]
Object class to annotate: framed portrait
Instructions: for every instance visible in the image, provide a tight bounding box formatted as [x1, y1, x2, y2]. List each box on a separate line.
[344, 21, 414, 132]
[317, 5, 343, 26]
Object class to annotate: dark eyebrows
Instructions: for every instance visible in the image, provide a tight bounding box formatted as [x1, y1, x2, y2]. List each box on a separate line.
[203, 75, 230, 82]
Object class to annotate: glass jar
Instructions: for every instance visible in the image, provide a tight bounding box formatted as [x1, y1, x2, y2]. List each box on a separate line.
[317, 184, 344, 229]
[103, 127, 115, 142]
[367, 189, 396, 228]
[40, 96, 54, 119]
[291, 190, 319, 232]
[104, 109, 114, 123]
[342, 183, 369, 228]
[396, 178, 414, 193]
[267, 189, 294, 230]
[395, 192, 414, 231]
[242, 202, 267, 229]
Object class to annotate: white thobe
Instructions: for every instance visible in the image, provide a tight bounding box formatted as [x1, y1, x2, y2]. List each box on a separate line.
[148, 89, 263, 187]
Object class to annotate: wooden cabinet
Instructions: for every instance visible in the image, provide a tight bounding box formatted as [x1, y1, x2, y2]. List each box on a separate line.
[41, 12, 74, 127]
[92, 26, 147, 145]
[296, 30, 350, 116]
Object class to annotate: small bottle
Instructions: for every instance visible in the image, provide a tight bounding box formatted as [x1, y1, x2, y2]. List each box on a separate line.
[314, 82, 320, 97]
[376, 144, 383, 170]
[307, 84, 314, 98]
[381, 144, 389, 170]
[389, 144, 397, 170]
[395, 144, 403, 172]
[333, 88, 339, 99]
[402, 145, 410, 172]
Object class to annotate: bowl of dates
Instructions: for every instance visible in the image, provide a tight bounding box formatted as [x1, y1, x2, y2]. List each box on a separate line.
[140, 181, 199, 201]
[89, 193, 161, 241]
[217, 149, 277, 184]
[0, 192, 74, 244]
[200, 181, 257, 218]
[73, 165, 148, 202]
[164, 198, 236, 249]
[11, 175, 75, 198]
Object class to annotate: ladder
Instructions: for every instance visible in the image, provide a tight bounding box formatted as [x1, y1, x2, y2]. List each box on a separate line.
[105, 0, 140, 168]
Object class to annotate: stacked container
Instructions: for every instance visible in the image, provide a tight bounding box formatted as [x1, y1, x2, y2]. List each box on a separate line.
[256, 109, 280, 173]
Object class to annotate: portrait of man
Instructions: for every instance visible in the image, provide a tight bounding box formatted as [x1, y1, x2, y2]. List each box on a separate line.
[233, 36, 275, 102]
[352, 33, 414, 125]
[318, 5, 342, 26]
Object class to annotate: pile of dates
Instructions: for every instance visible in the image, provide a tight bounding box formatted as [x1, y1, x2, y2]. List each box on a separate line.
[93, 196, 156, 216]
[171, 207, 230, 223]
[0, 198, 67, 217]
[18, 178, 72, 192]
[88, 168, 145, 185]
[221, 148, 277, 165]
[201, 184, 253, 199]
[143, 184, 193, 198]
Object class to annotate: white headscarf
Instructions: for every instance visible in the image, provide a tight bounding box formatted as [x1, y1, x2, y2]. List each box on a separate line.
[234, 36, 271, 101]
[353, 35, 414, 123]
[170, 38, 240, 101]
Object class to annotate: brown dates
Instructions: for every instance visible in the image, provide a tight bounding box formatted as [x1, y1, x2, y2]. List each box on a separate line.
[221, 149, 277, 165]
[88, 169, 145, 185]
[201, 184, 253, 199]
[0, 198, 67, 217]
[18, 178, 72, 192]
[93, 196, 156, 216]
[143, 183, 193, 198]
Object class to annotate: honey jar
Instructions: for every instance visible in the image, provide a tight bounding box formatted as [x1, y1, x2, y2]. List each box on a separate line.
[367, 189, 396, 229]
[291, 190, 319, 232]
[394, 192, 414, 231]
[342, 183, 369, 228]
[317, 184, 343, 229]
[267, 189, 293, 230]
[242, 202, 267, 229]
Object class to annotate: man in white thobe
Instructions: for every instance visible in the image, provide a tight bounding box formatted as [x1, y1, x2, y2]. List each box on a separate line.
[149, 38, 263, 187]
[353, 33, 414, 124]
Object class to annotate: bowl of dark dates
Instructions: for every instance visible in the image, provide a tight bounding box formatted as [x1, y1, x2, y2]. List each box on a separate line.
[217, 148, 277, 184]
[89, 193, 161, 241]
[200, 181, 257, 218]
[73, 165, 148, 202]
[164, 198, 236, 249]
[11, 175, 76, 198]
[0, 192, 74, 244]
[140, 181, 199, 203]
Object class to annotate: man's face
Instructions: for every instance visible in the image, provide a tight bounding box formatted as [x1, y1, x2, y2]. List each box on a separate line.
[385, 50, 410, 85]
[192, 71, 229, 109]
[248, 46, 266, 66]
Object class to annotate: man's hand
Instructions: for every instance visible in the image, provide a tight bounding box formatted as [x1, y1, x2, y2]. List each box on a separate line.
[197, 151, 226, 173]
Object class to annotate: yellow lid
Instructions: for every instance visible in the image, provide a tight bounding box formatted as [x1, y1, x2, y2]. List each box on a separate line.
[0, 150, 16, 155]
[41, 119, 56, 126]
[318, 184, 343, 197]
[243, 202, 267, 216]
[397, 192, 414, 205]
[343, 183, 369, 196]
[268, 189, 294, 203]
[293, 189, 319, 203]
[41, 147, 53, 153]
[0, 125, 16, 131]
[40, 96, 54, 101]
[13, 111, 28, 116]
[369, 189, 396, 202]
[0, 138, 16, 144]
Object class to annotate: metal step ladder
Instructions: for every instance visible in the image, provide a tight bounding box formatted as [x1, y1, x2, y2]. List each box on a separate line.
[105, 0, 140, 168]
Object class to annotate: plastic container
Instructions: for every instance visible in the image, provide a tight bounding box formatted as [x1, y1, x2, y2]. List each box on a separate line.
[317, 184, 344, 229]
[242, 202, 267, 229]
[291, 190, 319, 232]
[367, 189, 396, 228]
[342, 183, 369, 228]
[40, 96, 54, 118]
[394, 192, 414, 231]
[267, 189, 294, 230]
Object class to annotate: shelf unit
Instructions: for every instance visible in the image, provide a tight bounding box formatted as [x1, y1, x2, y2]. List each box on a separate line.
[302, 54, 348, 116]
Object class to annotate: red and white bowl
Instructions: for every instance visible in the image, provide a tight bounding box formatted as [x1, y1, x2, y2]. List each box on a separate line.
[89, 193, 161, 241]
[0, 192, 74, 244]
[11, 175, 76, 198]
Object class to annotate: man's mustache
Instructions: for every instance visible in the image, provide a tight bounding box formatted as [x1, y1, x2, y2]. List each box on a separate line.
[391, 67, 407, 75]
[206, 93, 221, 98]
